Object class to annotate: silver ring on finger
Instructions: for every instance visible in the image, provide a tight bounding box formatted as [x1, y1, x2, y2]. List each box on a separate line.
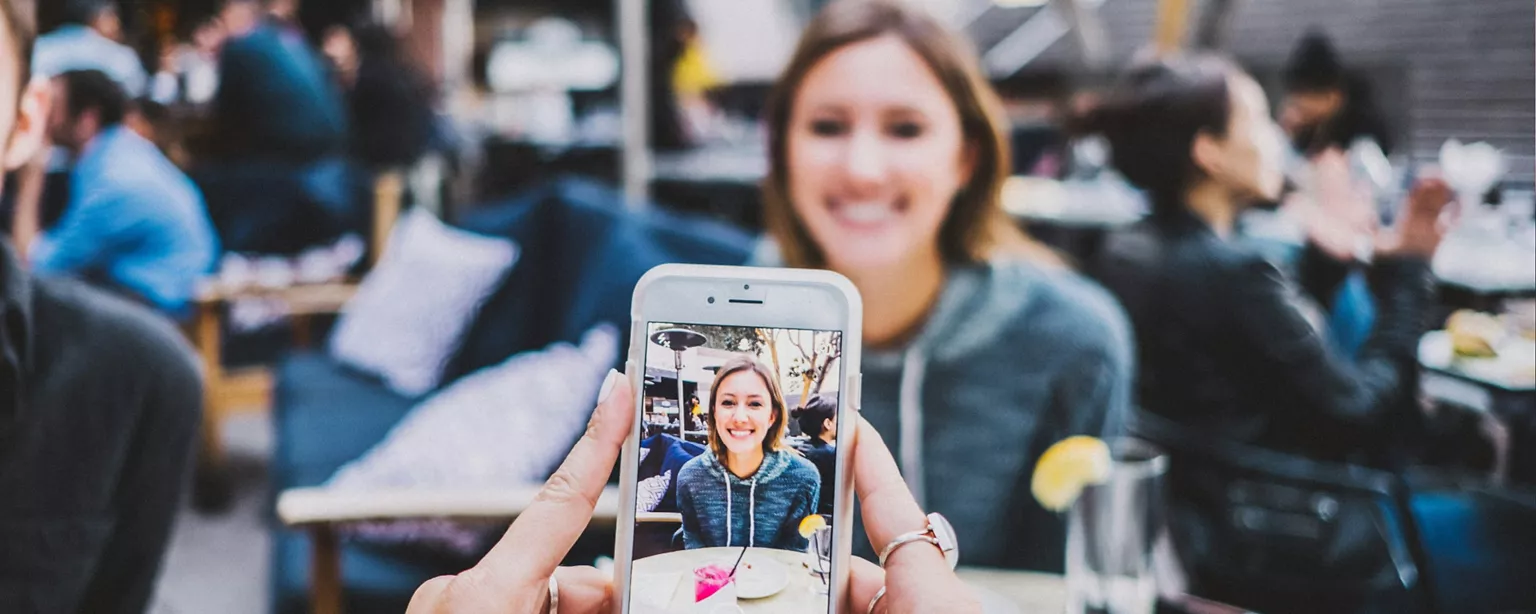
[866, 586, 887, 614]
[546, 574, 560, 614]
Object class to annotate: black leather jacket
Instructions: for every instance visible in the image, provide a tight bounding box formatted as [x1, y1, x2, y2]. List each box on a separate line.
[1090, 211, 1435, 464]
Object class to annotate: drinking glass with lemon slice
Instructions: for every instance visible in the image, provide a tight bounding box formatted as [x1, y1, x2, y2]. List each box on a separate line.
[798, 514, 832, 595]
[1033, 436, 1168, 614]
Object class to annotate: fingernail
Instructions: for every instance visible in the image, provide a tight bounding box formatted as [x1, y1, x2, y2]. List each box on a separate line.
[597, 369, 620, 404]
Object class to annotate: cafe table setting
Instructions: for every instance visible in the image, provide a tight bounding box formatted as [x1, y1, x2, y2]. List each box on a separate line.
[624, 434, 1263, 614]
[628, 546, 1071, 614]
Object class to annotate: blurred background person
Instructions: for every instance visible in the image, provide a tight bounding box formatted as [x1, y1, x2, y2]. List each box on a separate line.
[1278, 30, 1398, 360]
[757, 0, 1132, 572]
[0, 3, 202, 612]
[1085, 54, 1455, 613]
[324, 21, 436, 172]
[15, 69, 218, 318]
[791, 393, 838, 516]
[1088, 54, 1449, 468]
[196, 0, 357, 255]
[150, 14, 225, 107]
[31, 0, 147, 97]
[1281, 30, 1394, 161]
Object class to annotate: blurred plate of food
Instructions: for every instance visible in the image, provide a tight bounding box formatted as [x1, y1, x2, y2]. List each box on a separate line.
[1420, 309, 1536, 390]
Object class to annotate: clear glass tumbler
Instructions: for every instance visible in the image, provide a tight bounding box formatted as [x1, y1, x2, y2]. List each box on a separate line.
[1065, 439, 1168, 614]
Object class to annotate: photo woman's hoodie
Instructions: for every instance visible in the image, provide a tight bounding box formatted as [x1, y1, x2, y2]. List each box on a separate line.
[676, 449, 821, 551]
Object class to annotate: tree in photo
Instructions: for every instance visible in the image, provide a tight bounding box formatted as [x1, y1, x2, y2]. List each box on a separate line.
[786, 331, 842, 407]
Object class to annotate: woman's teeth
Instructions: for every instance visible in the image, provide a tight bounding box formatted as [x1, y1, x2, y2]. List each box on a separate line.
[727, 429, 755, 438]
[835, 202, 897, 224]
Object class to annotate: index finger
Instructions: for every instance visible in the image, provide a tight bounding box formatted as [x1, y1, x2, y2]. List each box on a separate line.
[480, 369, 634, 580]
[851, 418, 930, 558]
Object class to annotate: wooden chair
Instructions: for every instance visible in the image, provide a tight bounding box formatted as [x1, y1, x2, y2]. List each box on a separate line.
[189, 172, 405, 508]
[276, 485, 623, 614]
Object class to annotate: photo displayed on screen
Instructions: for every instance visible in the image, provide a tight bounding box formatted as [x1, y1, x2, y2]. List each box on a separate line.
[631, 323, 843, 613]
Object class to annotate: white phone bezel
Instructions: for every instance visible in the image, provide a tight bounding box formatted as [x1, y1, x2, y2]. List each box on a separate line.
[614, 264, 863, 614]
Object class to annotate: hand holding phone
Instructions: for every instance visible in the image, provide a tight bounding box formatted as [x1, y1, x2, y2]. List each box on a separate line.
[404, 369, 634, 614]
[403, 372, 981, 613]
[406, 265, 982, 613]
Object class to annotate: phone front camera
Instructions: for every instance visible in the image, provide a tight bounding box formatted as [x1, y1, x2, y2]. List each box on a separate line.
[743, 284, 751, 290]
[707, 296, 715, 304]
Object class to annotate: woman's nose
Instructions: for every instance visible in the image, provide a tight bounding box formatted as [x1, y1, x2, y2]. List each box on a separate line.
[841, 129, 889, 186]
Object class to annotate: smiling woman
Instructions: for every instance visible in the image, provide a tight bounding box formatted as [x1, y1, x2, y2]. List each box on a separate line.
[675, 355, 822, 552]
[751, 0, 1134, 572]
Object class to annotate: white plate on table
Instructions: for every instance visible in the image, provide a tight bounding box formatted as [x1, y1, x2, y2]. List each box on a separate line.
[717, 555, 789, 600]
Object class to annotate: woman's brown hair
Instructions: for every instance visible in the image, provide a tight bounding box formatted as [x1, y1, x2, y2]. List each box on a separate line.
[706, 355, 792, 461]
[761, 0, 1055, 269]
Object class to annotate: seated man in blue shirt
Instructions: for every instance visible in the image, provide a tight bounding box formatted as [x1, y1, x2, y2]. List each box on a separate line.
[27, 69, 219, 316]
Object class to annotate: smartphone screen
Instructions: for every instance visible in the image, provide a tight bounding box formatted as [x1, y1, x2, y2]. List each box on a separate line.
[627, 321, 844, 613]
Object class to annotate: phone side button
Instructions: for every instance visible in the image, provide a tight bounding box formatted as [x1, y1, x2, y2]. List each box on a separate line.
[850, 373, 862, 411]
[626, 359, 638, 391]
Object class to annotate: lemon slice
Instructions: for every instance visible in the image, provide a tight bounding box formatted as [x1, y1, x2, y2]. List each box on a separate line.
[798, 514, 828, 539]
[1031, 436, 1113, 512]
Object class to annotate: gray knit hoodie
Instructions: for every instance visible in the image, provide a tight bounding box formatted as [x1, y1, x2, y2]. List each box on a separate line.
[676, 449, 822, 551]
[865, 258, 1132, 571]
[754, 244, 1134, 571]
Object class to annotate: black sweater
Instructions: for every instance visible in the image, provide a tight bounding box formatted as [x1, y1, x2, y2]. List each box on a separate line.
[0, 242, 201, 614]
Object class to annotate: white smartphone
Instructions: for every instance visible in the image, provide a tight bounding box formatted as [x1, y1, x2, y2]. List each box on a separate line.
[614, 264, 862, 614]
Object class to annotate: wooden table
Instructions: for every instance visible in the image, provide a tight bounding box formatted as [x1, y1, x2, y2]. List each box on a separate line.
[628, 546, 1066, 613]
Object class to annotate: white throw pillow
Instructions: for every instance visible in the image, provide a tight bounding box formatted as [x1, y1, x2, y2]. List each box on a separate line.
[328, 325, 620, 491]
[329, 209, 517, 397]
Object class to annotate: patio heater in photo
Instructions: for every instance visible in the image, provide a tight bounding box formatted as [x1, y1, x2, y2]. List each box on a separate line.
[650, 328, 708, 440]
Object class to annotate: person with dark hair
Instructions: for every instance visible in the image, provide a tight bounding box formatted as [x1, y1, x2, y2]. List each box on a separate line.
[791, 394, 838, 515]
[1278, 30, 1398, 360]
[16, 69, 219, 316]
[1084, 54, 1452, 466]
[0, 4, 202, 613]
[196, 0, 359, 254]
[331, 21, 436, 170]
[31, 0, 147, 96]
[1281, 30, 1393, 157]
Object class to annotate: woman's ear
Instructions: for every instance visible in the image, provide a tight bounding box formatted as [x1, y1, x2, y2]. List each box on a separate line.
[955, 139, 979, 188]
[2, 78, 51, 171]
[1189, 130, 1225, 180]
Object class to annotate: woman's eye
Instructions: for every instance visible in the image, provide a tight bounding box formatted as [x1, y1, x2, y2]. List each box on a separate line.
[889, 121, 924, 139]
[720, 400, 736, 408]
[809, 119, 846, 137]
[749, 401, 765, 409]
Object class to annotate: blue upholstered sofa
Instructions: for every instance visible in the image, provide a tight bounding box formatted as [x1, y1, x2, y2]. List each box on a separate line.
[268, 178, 753, 613]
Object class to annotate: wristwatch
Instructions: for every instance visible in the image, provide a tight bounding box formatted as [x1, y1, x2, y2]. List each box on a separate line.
[877, 512, 959, 570]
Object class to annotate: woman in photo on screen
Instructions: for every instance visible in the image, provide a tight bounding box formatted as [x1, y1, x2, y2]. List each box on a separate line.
[754, 0, 1132, 570]
[675, 356, 822, 551]
[791, 394, 839, 516]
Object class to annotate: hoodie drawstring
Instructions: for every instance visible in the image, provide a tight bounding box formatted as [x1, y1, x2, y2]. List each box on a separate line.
[898, 346, 927, 507]
[723, 471, 760, 547]
[724, 473, 732, 547]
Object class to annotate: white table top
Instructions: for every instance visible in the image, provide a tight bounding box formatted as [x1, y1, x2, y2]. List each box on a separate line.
[628, 546, 1065, 613]
[631, 547, 825, 613]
